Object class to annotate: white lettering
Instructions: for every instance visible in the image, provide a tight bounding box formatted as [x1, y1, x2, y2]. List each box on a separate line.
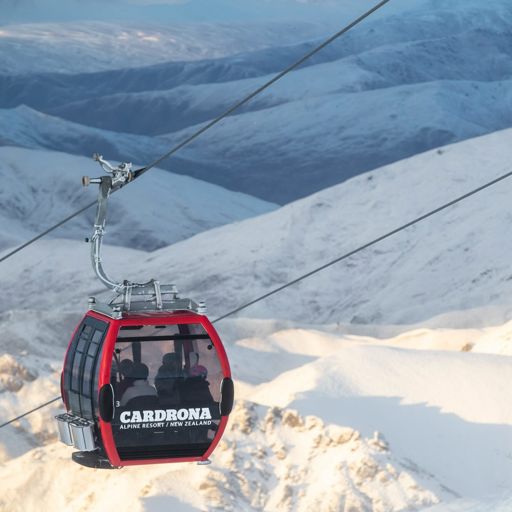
[131, 410, 142, 423]
[200, 408, 212, 420]
[122, 408, 213, 424]
[155, 410, 166, 421]
[143, 410, 155, 422]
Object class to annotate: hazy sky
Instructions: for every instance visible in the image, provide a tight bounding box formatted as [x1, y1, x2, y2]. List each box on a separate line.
[0, 0, 382, 24]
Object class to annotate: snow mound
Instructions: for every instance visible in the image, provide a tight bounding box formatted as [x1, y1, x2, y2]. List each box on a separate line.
[215, 401, 441, 511]
[0, 313, 510, 509]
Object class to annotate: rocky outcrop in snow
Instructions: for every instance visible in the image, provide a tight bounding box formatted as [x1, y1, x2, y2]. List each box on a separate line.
[0, 354, 37, 393]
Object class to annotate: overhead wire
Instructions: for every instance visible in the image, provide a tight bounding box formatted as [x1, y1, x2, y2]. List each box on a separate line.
[0, 0, 391, 265]
[0, 397, 61, 429]
[0, 200, 97, 264]
[3, 167, 512, 429]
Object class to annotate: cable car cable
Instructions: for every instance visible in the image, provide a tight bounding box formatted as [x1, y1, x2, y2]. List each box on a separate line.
[0, 200, 97, 264]
[0, 396, 61, 429]
[3, 167, 512, 430]
[0, 0, 391, 265]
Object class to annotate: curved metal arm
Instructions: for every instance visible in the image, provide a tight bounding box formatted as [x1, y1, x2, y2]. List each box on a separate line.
[85, 157, 150, 293]
[90, 177, 124, 292]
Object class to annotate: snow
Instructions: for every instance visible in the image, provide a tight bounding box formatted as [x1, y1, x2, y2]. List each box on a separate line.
[0, 146, 276, 251]
[1, 315, 511, 510]
[1, 130, 512, 509]
[1, 6, 512, 508]
[3, 129, 512, 324]
[132, 128, 512, 326]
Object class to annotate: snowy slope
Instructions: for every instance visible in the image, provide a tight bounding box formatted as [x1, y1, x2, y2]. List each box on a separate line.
[2, 129, 512, 324]
[0, 106, 187, 170]
[3, 77, 512, 203]
[0, 403, 444, 512]
[246, 343, 512, 498]
[0, 146, 276, 251]
[45, 19, 512, 137]
[1, 85, 512, 512]
[133, 130, 512, 324]
[133, 128, 512, 325]
[158, 78, 512, 201]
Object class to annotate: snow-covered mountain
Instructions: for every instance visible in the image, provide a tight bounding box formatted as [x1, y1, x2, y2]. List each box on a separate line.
[2, 129, 512, 323]
[1, 0, 512, 202]
[0, 146, 276, 251]
[135, 128, 512, 325]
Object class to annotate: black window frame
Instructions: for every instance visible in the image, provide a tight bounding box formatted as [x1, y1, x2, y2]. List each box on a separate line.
[63, 316, 109, 421]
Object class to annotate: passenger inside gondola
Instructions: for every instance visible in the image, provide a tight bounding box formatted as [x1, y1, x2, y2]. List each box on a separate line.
[181, 354, 216, 443]
[120, 362, 157, 406]
[181, 354, 215, 406]
[111, 326, 224, 453]
[117, 358, 134, 396]
[155, 352, 182, 402]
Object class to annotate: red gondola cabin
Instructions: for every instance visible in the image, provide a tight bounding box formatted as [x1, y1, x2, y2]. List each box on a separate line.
[56, 306, 234, 469]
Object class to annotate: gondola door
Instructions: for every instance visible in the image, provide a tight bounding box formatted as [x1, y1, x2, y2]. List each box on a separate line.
[103, 314, 229, 466]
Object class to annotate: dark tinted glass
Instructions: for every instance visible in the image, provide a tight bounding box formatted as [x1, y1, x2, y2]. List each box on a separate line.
[87, 342, 99, 356]
[68, 391, 80, 413]
[82, 356, 95, 397]
[76, 336, 87, 353]
[92, 330, 103, 343]
[111, 323, 223, 460]
[62, 317, 108, 421]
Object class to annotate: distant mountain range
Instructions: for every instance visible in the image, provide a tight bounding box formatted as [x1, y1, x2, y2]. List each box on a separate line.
[0, 21, 329, 75]
[1, 1, 511, 202]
